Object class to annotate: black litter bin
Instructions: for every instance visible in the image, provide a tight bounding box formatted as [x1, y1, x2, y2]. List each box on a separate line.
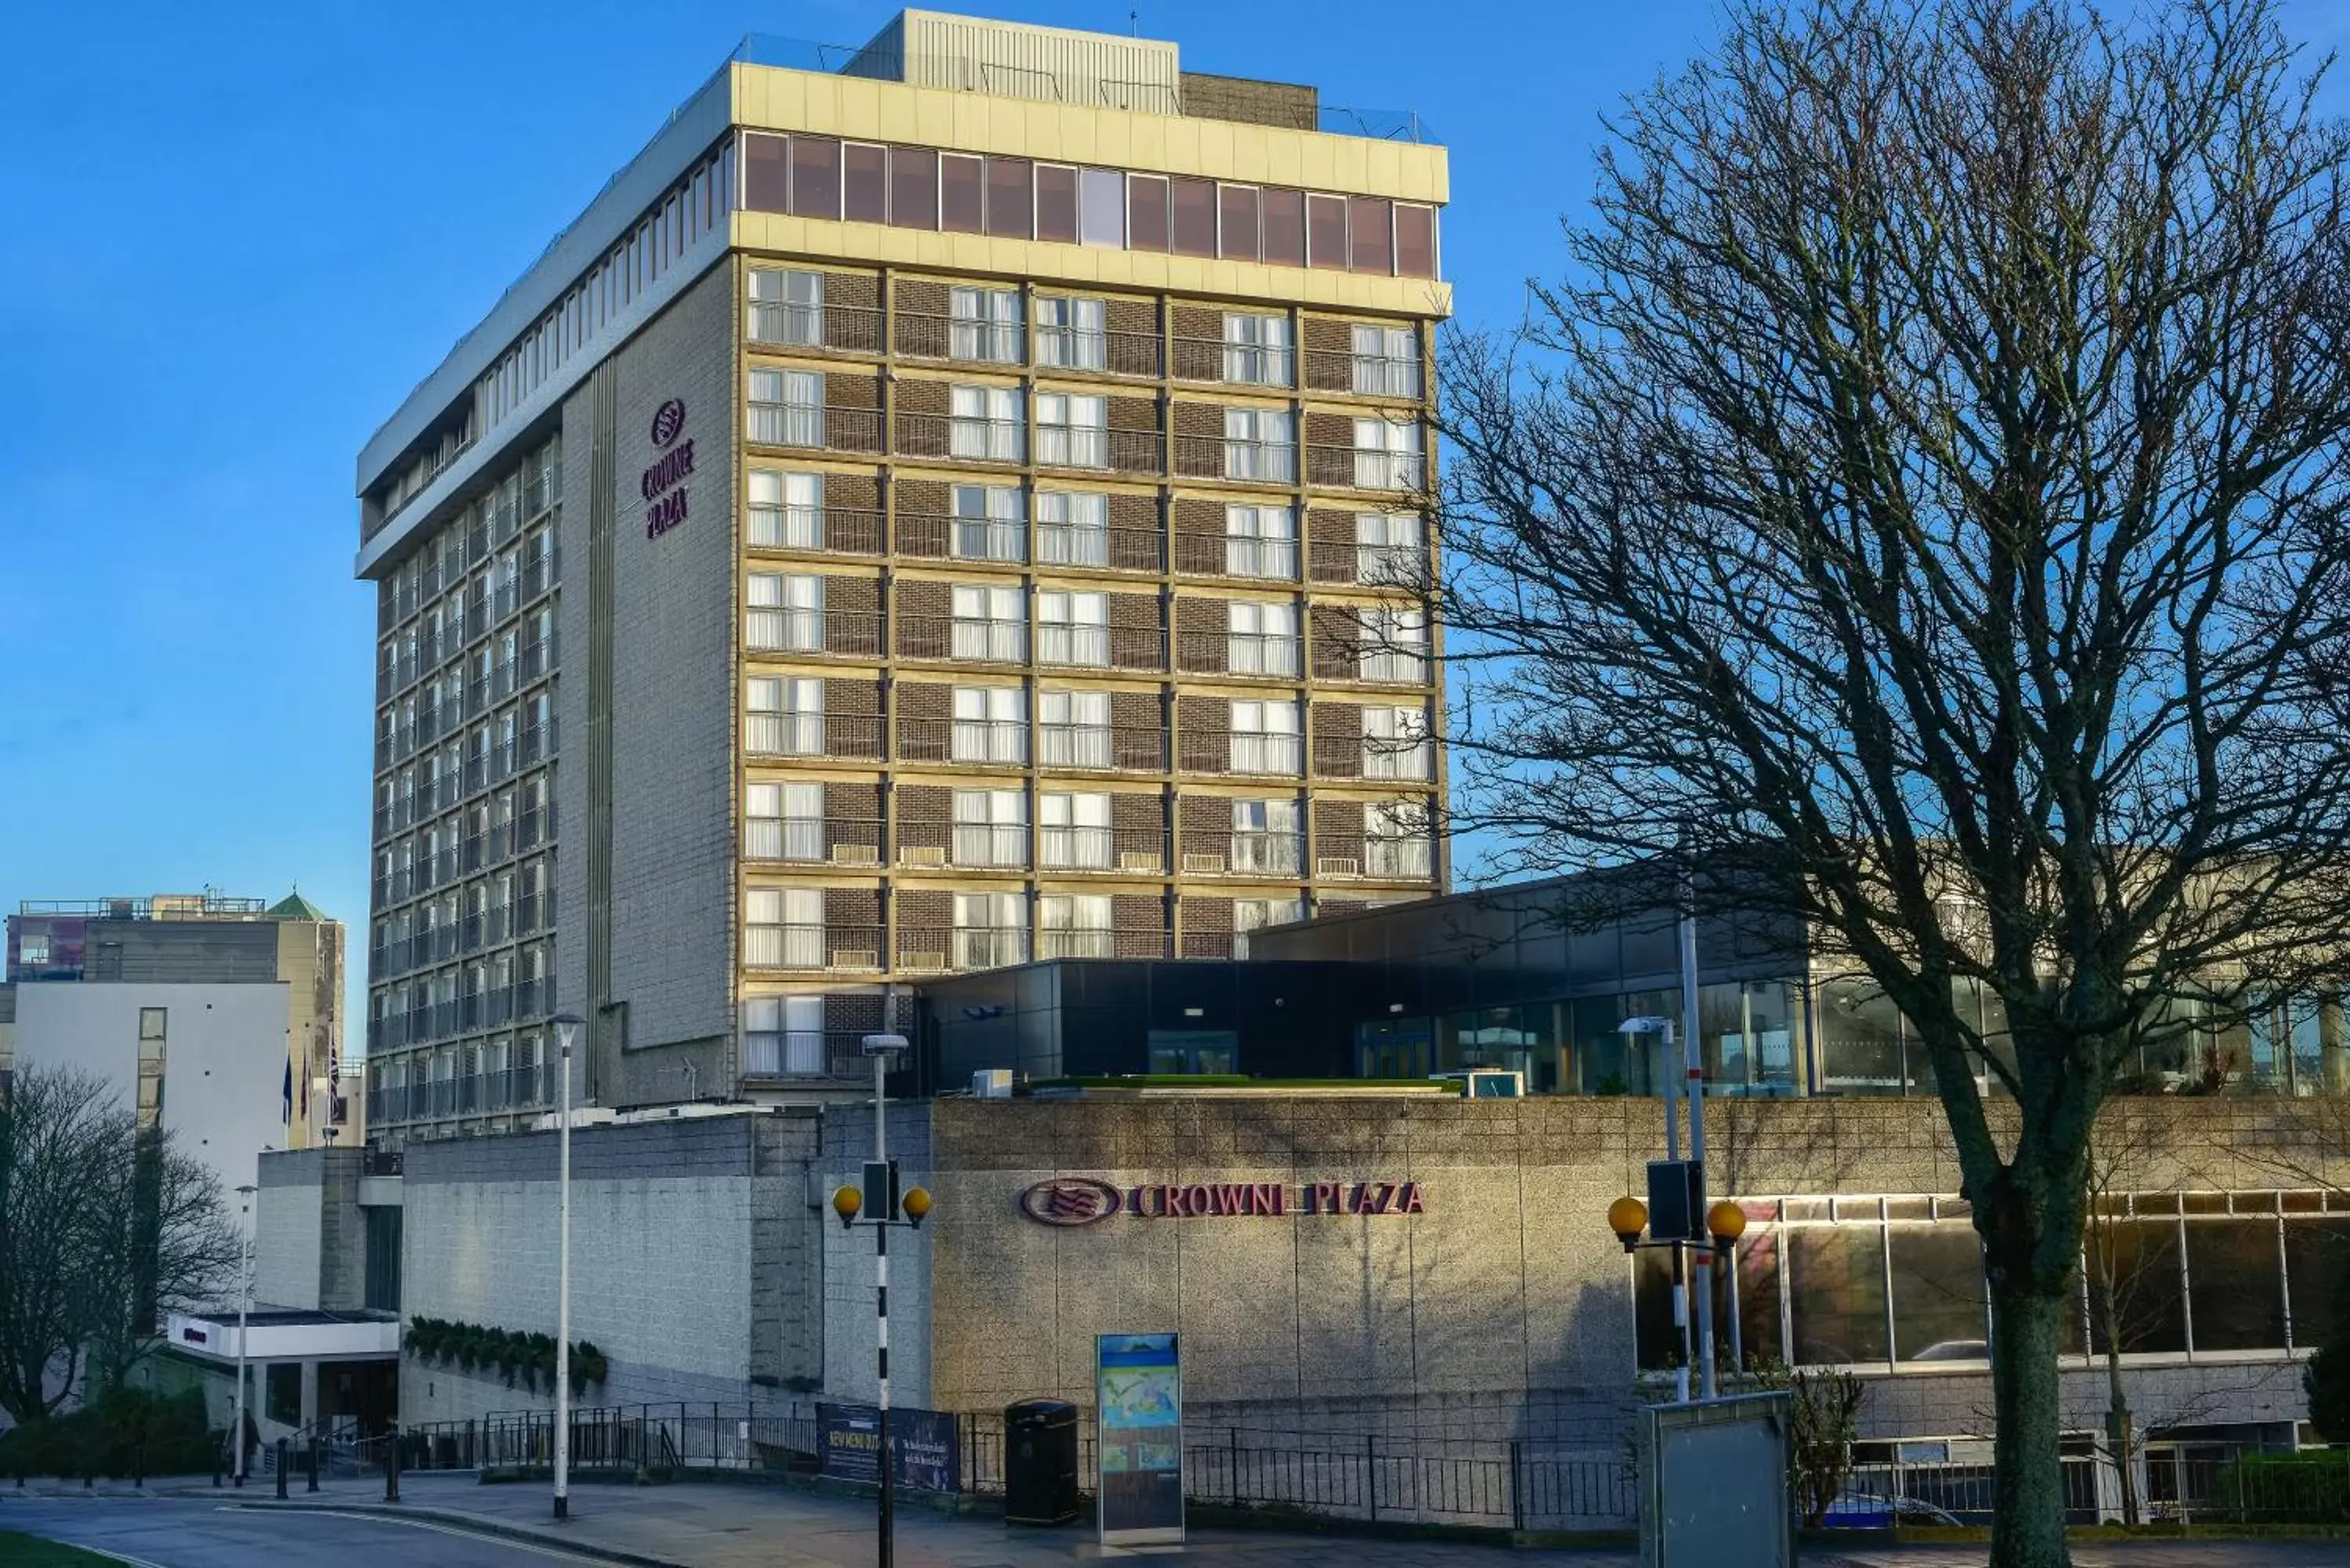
[1003, 1399, 1080, 1525]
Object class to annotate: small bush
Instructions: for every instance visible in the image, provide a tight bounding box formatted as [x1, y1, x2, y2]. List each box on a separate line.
[0, 1389, 214, 1481]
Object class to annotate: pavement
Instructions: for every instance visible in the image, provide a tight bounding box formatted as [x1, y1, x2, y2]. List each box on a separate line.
[8, 1472, 2350, 1567]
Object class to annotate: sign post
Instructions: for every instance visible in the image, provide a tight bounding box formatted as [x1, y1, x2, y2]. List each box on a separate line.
[1095, 1332, 1184, 1548]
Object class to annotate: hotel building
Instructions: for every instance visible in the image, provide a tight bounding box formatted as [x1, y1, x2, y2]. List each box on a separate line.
[355, 11, 1450, 1140]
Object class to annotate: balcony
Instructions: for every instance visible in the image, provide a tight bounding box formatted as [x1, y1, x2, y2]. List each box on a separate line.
[1172, 338, 1294, 388]
[749, 503, 884, 555]
[1179, 630, 1300, 678]
[1229, 732, 1304, 776]
[743, 1028, 871, 1079]
[747, 607, 884, 658]
[1303, 349, 1425, 399]
[1038, 927, 1115, 959]
[745, 923, 885, 973]
[1363, 735, 1435, 781]
[1174, 436, 1297, 484]
[952, 927, 1030, 971]
[1179, 533, 1298, 580]
[745, 817, 830, 863]
[1311, 539, 1430, 588]
[749, 300, 884, 353]
[896, 311, 1025, 367]
[896, 616, 1028, 664]
[1308, 445, 1424, 493]
[895, 412, 1023, 464]
[1036, 324, 1161, 378]
[1037, 723, 1166, 772]
[1037, 520, 1161, 573]
[896, 511, 1027, 563]
[749, 713, 884, 760]
[949, 822, 1032, 870]
[898, 716, 1029, 766]
[1039, 826, 1166, 874]
[749, 404, 884, 455]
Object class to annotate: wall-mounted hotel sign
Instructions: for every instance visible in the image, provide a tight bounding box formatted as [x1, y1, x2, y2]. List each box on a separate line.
[1019, 1176, 1426, 1227]
[642, 397, 693, 538]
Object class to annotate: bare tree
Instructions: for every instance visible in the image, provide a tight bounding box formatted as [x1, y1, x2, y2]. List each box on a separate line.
[0, 1068, 238, 1422]
[1437, 2, 2350, 1563]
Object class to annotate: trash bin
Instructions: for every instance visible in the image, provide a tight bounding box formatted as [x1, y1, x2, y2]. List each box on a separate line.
[1003, 1399, 1080, 1526]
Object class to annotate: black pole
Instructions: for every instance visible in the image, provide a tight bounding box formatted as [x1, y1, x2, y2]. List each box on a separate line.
[385, 1425, 402, 1503]
[308, 1434, 321, 1492]
[276, 1439, 289, 1499]
[878, 1218, 893, 1568]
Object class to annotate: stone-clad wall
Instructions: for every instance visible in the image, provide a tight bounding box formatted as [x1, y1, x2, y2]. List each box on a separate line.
[913, 1094, 2350, 1445]
[398, 1112, 820, 1423]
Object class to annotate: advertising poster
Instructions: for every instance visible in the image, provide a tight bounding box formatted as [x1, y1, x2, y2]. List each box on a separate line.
[1095, 1332, 1184, 1545]
[815, 1402, 960, 1494]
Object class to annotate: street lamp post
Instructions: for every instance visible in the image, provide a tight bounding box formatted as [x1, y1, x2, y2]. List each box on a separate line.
[1618, 1015, 1716, 1400]
[551, 1012, 584, 1522]
[233, 1183, 257, 1487]
[832, 1033, 933, 1568]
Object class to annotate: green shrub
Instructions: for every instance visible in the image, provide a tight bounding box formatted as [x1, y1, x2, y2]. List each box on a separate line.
[2209, 1451, 2350, 1523]
[0, 1389, 213, 1481]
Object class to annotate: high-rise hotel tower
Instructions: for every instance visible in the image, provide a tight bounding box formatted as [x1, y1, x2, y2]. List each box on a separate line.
[356, 11, 1448, 1140]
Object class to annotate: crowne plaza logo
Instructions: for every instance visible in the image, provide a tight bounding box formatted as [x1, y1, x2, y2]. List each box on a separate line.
[1017, 1175, 1425, 1226]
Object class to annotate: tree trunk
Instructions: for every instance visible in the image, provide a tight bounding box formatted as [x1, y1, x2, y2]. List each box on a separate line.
[1988, 1272, 2074, 1568]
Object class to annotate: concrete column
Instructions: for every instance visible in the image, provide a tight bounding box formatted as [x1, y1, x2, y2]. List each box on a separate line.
[300, 1358, 319, 1429]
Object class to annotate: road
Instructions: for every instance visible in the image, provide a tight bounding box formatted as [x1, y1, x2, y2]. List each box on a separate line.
[0, 1498, 608, 1567]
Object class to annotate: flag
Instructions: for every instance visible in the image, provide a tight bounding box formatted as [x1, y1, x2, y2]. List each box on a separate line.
[300, 1057, 310, 1120]
[281, 1056, 293, 1125]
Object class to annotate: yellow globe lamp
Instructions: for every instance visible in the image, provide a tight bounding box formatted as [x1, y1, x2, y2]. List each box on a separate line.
[831, 1183, 863, 1229]
[1607, 1194, 1650, 1254]
[902, 1186, 935, 1227]
[1707, 1201, 1748, 1245]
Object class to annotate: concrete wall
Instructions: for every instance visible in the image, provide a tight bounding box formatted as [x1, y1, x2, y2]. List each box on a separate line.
[13, 981, 291, 1204]
[911, 1094, 2350, 1447]
[255, 1147, 371, 1312]
[397, 1111, 819, 1423]
[559, 255, 739, 1112]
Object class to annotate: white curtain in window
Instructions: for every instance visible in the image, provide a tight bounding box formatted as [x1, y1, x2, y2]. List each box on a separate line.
[950, 286, 1023, 362]
[749, 470, 823, 548]
[950, 385, 1024, 461]
[1037, 490, 1110, 565]
[1224, 313, 1292, 385]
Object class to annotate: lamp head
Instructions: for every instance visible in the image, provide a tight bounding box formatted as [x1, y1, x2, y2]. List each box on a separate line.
[1608, 1194, 1650, 1253]
[902, 1186, 933, 1227]
[1708, 1201, 1748, 1245]
[831, 1184, 863, 1229]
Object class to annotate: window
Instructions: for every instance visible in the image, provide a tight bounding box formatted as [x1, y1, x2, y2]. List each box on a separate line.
[1038, 688, 1112, 768]
[1350, 323, 1420, 398]
[1128, 175, 1170, 251]
[953, 789, 1029, 868]
[1888, 1220, 1989, 1361]
[1228, 600, 1300, 675]
[1233, 897, 1303, 958]
[747, 573, 822, 652]
[891, 146, 938, 229]
[953, 685, 1027, 763]
[1365, 800, 1433, 878]
[1036, 297, 1107, 371]
[952, 584, 1026, 662]
[951, 286, 1023, 364]
[1040, 791, 1113, 869]
[1037, 490, 1110, 566]
[1361, 606, 1428, 682]
[748, 470, 823, 549]
[953, 892, 1029, 970]
[951, 483, 1025, 562]
[1395, 204, 1437, 279]
[748, 369, 823, 447]
[1349, 196, 1394, 274]
[1307, 193, 1349, 269]
[1038, 393, 1108, 468]
[1039, 590, 1108, 666]
[1224, 407, 1296, 482]
[745, 132, 789, 211]
[746, 995, 828, 1075]
[1231, 798, 1301, 875]
[790, 136, 841, 219]
[985, 157, 1032, 238]
[1231, 699, 1302, 775]
[1040, 894, 1113, 958]
[1353, 416, 1423, 490]
[1036, 163, 1079, 242]
[748, 269, 823, 345]
[1364, 705, 1433, 780]
[20, 934, 51, 968]
[267, 1362, 302, 1427]
[1080, 168, 1126, 247]
[744, 887, 822, 969]
[747, 675, 822, 755]
[1224, 313, 1293, 386]
[949, 385, 1023, 462]
[941, 154, 985, 233]
[1170, 176, 1216, 256]
[1220, 184, 1261, 262]
[1354, 511, 1426, 584]
[844, 143, 888, 222]
[1263, 188, 1306, 267]
[139, 1006, 167, 1042]
[1225, 504, 1296, 579]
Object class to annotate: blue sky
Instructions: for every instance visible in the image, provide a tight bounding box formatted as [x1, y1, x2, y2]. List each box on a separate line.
[3, 0, 2346, 1029]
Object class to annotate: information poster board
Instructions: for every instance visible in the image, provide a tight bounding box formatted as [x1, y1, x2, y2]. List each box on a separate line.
[815, 1402, 960, 1494]
[1095, 1331, 1184, 1545]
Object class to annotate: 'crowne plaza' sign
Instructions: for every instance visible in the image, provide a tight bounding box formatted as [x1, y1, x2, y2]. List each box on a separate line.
[1019, 1176, 1426, 1227]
